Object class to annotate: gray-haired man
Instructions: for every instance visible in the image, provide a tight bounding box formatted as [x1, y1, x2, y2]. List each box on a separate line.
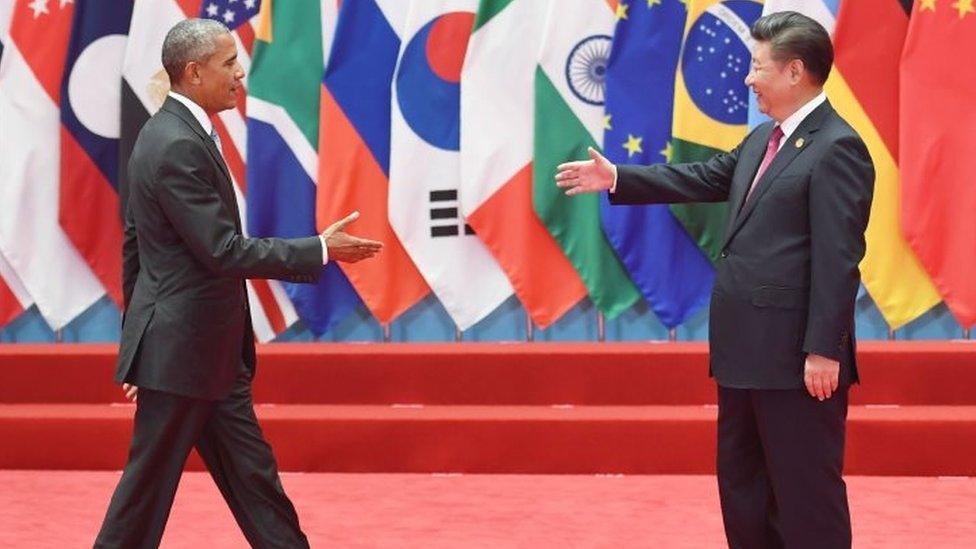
[95, 19, 381, 548]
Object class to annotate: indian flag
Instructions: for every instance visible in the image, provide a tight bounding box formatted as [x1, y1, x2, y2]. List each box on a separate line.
[533, 0, 640, 319]
[460, 0, 586, 329]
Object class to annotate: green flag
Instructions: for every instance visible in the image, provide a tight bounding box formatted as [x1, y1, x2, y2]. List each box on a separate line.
[532, 0, 640, 319]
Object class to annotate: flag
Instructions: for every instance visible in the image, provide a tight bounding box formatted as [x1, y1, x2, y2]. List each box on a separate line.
[600, 0, 714, 328]
[318, 0, 429, 326]
[459, 0, 586, 329]
[825, 0, 941, 329]
[533, 0, 641, 319]
[0, 253, 32, 329]
[668, 0, 764, 262]
[900, 0, 976, 328]
[0, 0, 9, 64]
[247, 0, 362, 336]
[0, 0, 22, 327]
[120, 0, 306, 341]
[388, 0, 514, 330]
[58, 0, 133, 308]
[0, 0, 104, 330]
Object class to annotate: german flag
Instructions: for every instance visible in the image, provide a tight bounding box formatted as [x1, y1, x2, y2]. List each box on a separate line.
[826, 0, 941, 329]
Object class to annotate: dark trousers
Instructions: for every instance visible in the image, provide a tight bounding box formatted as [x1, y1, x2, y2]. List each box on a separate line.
[94, 368, 308, 549]
[717, 386, 851, 549]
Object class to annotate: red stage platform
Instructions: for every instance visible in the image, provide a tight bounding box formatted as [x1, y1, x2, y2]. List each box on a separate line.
[1, 342, 974, 475]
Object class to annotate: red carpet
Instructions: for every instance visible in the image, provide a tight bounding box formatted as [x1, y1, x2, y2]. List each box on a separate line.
[1, 342, 975, 474]
[1, 471, 974, 548]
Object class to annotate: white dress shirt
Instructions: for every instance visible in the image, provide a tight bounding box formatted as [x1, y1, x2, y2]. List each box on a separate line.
[167, 91, 328, 264]
[776, 91, 827, 152]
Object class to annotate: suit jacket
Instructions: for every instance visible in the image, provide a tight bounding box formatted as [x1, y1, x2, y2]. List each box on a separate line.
[611, 101, 874, 389]
[116, 97, 322, 400]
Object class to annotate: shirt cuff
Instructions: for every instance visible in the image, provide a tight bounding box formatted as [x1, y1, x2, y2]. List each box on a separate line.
[609, 164, 618, 194]
[318, 234, 329, 265]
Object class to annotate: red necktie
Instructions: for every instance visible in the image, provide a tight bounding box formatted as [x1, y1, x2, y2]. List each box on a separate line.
[745, 125, 784, 202]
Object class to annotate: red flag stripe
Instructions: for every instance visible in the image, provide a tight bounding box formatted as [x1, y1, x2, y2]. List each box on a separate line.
[9, 0, 73, 103]
[832, 0, 908, 160]
[175, 0, 201, 18]
[58, 128, 124, 305]
[237, 21, 255, 55]
[0, 279, 25, 327]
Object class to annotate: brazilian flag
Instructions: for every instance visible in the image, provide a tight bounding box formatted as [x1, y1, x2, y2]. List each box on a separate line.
[669, 0, 763, 262]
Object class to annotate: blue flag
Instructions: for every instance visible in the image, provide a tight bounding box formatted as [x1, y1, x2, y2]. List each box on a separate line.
[599, 0, 713, 328]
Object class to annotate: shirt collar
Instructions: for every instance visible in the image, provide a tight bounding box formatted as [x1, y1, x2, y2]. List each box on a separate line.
[778, 91, 827, 143]
[167, 91, 213, 136]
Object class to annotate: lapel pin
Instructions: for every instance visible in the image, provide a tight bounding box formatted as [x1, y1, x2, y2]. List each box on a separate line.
[795, 137, 805, 149]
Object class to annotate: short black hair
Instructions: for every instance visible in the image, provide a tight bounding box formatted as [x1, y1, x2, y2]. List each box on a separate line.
[750, 11, 833, 86]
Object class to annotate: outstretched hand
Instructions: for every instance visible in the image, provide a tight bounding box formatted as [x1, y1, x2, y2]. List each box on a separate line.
[554, 147, 616, 196]
[321, 211, 383, 263]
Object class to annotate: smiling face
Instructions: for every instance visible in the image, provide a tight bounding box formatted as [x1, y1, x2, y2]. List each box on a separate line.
[181, 32, 243, 115]
[745, 41, 799, 123]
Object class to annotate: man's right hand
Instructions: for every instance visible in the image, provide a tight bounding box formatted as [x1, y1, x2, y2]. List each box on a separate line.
[321, 211, 383, 263]
[554, 147, 617, 195]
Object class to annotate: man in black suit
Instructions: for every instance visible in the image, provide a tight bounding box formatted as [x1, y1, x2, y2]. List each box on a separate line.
[95, 19, 382, 548]
[556, 12, 874, 549]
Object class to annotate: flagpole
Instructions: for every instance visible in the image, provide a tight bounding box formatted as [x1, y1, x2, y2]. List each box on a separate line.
[382, 323, 391, 343]
[525, 312, 535, 342]
[55, 328, 63, 344]
[597, 311, 606, 343]
[887, 328, 896, 340]
[964, 328, 971, 341]
[668, 328, 677, 342]
[455, 327, 463, 342]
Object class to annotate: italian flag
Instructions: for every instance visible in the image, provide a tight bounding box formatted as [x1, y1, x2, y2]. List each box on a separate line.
[532, 0, 640, 319]
[460, 0, 585, 328]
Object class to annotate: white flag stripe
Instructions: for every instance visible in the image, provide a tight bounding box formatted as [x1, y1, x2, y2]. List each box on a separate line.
[761, 0, 835, 34]
[537, 0, 614, 147]
[459, 0, 546, 217]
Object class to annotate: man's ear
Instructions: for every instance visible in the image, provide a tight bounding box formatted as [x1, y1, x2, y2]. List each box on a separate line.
[788, 58, 805, 85]
[184, 62, 201, 86]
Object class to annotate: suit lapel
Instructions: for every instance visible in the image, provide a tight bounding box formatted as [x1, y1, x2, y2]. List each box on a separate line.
[723, 123, 772, 241]
[161, 98, 242, 231]
[722, 101, 833, 248]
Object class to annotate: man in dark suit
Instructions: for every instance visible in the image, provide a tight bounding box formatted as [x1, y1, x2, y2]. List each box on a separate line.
[95, 19, 382, 548]
[556, 12, 874, 549]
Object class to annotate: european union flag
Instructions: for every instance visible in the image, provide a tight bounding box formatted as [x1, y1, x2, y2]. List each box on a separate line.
[599, 0, 714, 329]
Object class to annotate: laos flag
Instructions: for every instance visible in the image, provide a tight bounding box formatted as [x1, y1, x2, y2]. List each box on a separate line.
[59, 0, 134, 307]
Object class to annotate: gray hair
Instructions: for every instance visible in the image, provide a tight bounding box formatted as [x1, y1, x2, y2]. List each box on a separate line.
[161, 18, 231, 84]
[751, 11, 833, 86]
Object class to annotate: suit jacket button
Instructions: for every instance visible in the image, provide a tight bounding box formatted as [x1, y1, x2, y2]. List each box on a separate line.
[720, 250, 729, 258]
